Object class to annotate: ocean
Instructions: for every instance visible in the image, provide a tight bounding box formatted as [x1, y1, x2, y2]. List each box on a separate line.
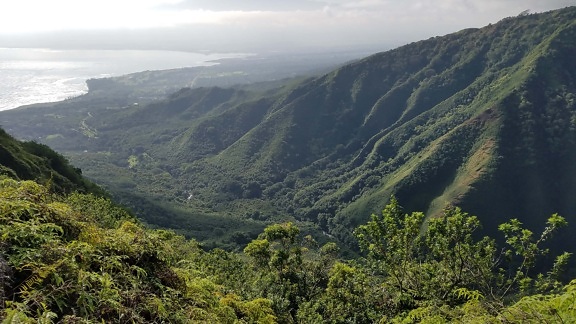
[0, 48, 243, 111]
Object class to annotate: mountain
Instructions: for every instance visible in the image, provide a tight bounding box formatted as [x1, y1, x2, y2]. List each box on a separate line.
[2, 154, 573, 323]
[2, 7, 576, 248]
[0, 127, 103, 195]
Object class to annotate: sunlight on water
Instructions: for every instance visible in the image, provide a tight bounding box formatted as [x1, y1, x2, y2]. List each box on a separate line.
[0, 48, 245, 111]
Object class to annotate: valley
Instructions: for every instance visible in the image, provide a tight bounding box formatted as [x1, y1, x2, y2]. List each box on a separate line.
[2, 6, 576, 323]
[1, 8, 576, 253]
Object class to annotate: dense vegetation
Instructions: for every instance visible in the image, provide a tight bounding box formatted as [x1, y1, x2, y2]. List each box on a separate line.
[1, 177, 575, 323]
[2, 7, 576, 254]
[1, 5, 576, 322]
[0, 127, 573, 322]
[0, 128, 102, 196]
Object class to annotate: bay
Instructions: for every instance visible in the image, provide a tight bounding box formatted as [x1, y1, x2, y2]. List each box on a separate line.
[0, 48, 245, 111]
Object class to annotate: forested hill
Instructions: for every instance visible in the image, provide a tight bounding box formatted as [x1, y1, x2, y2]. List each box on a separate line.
[2, 8, 576, 322]
[1, 177, 575, 322]
[0, 127, 102, 195]
[1, 7, 576, 248]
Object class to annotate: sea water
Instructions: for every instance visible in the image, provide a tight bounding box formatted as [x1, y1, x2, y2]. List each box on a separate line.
[0, 48, 243, 111]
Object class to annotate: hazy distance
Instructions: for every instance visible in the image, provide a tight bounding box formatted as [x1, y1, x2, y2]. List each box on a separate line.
[0, 0, 573, 53]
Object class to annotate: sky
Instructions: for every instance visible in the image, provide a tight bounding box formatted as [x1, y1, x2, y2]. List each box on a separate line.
[0, 0, 573, 53]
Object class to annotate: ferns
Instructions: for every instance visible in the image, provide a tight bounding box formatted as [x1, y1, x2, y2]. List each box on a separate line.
[499, 279, 576, 322]
[452, 287, 485, 301]
[0, 179, 269, 323]
[1, 179, 575, 323]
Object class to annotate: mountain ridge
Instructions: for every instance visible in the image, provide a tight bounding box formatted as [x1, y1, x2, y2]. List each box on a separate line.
[0, 127, 103, 195]
[1, 7, 575, 248]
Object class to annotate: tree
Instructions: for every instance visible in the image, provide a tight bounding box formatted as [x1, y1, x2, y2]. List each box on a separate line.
[244, 222, 337, 322]
[354, 197, 569, 318]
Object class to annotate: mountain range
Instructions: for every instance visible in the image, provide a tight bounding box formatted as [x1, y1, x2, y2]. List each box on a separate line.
[2, 6, 575, 249]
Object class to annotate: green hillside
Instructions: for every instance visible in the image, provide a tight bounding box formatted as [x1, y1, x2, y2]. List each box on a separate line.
[0, 130, 572, 321]
[0, 128, 102, 196]
[1, 178, 574, 322]
[2, 7, 576, 249]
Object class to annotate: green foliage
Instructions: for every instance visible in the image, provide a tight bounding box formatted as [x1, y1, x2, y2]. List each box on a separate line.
[498, 279, 576, 322]
[495, 214, 569, 298]
[353, 198, 570, 320]
[242, 222, 339, 322]
[1, 179, 574, 323]
[355, 198, 494, 312]
[2, 8, 576, 252]
[64, 192, 133, 228]
[2, 8, 576, 321]
[297, 261, 389, 323]
[0, 128, 103, 196]
[0, 179, 274, 323]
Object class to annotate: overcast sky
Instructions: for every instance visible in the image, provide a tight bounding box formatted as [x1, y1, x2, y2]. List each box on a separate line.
[0, 0, 573, 53]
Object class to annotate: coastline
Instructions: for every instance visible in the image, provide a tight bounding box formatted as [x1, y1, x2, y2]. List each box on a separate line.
[0, 48, 248, 111]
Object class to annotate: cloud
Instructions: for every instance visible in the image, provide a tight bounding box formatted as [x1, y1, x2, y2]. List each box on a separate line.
[0, 0, 186, 33]
[165, 0, 325, 11]
[0, 0, 573, 52]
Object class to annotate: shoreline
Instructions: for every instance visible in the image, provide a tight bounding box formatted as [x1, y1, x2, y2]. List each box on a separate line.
[0, 48, 251, 111]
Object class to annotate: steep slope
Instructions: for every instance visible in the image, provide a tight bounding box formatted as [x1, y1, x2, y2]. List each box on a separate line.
[0, 128, 102, 195]
[176, 7, 576, 242]
[1, 7, 575, 247]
